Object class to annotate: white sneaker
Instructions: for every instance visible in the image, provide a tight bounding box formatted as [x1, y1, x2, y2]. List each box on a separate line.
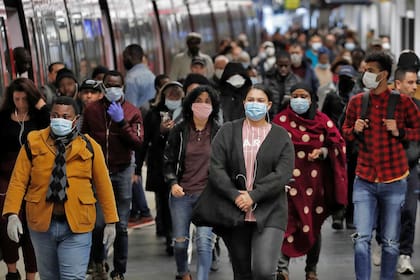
[397, 255, 415, 274]
[372, 244, 381, 266]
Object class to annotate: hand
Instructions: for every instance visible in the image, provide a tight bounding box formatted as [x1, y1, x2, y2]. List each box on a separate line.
[308, 148, 322, 161]
[160, 119, 175, 133]
[235, 191, 254, 212]
[7, 214, 23, 243]
[382, 119, 399, 136]
[354, 119, 369, 133]
[171, 184, 185, 197]
[103, 223, 116, 252]
[132, 174, 141, 184]
[107, 102, 124, 122]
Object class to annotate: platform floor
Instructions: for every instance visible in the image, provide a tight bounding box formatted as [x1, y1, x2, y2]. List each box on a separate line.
[1, 193, 419, 280]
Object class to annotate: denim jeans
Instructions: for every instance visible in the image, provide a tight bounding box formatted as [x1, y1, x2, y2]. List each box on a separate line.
[29, 219, 92, 280]
[221, 224, 284, 280]
[169, 193, 213, 280]
[130, 178, 151, 217]
[400, 166, 419, 256]
[110, 164, 134, 274]
[352, 177, 406, 280]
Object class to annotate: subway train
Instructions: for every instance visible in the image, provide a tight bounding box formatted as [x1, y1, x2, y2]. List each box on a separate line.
[0, 0, 260, 98]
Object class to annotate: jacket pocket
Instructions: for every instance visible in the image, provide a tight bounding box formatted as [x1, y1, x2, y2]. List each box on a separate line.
[78, 194, 96, 225]
[67, 150, 93, 179]
[24, 194, 42, 224]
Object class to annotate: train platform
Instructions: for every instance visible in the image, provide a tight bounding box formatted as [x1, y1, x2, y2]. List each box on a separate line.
[1, 194, 419, 279]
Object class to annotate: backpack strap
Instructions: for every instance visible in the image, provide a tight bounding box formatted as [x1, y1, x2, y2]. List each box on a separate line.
[360, 92, 370, 120]
[24, 141, 32, 161]
[80, 134, 94, 158]
[386, 90, 400, 119]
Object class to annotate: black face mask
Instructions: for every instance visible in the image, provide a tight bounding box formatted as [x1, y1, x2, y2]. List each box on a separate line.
[189, 46, 199, 56]
[338, 78, 355, 96]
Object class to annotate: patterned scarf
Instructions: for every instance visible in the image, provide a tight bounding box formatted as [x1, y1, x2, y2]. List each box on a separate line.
[46, 130, 77, 202]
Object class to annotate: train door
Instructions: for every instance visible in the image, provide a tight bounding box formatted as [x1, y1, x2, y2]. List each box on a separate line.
[22, 0, 75, 87]
[65, 0, 106, 81]
[0, 0, 11, 99]
[188, 0, 216, 57]
[238, 1, 260, 57]
[155, 0, 192, 74]
[4, 0, 38, 83]
[132, 0, 163, 74]
[209, 0, 231, 51]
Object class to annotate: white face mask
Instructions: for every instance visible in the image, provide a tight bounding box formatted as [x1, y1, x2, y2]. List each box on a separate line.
[265, 46, 275, 57]
[312, 42, 322, 51]
[290, 54, 302, 66]
[214, 69, 224, 79]
[226, 74, 246, 88]
[382, 42, 391, 50]
[362, 71, 382, 89]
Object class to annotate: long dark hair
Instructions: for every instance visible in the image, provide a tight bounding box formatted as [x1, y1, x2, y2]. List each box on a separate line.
[182, 85, 219, 123]
[0, 78, 42, 116]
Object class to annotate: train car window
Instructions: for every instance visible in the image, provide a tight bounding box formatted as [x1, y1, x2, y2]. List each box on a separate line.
[211, 1, 231, 46]
[188, 1, 215, 56]
[132, 1, 162, 74]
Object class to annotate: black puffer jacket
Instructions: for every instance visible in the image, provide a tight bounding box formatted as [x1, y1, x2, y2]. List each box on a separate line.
[219, 62, 252, 122]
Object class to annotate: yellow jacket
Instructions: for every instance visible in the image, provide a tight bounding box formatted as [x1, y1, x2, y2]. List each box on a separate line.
[3, 128, 119, 233]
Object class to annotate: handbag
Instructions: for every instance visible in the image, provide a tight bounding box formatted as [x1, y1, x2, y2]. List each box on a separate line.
[192, 183, 244, 228]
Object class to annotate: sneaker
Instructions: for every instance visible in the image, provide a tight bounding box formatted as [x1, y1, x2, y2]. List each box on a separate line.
[397, 255, 415, 274]
[306, 271, 318, 280]
[276, 272, 289, 280]
[92, 262, 109, 280]
[372, 244, 381, 266]
[110, 271, 124, 280]
[128, 216, 155, 229]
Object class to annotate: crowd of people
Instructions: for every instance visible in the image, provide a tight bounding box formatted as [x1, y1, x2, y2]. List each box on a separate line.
[0, 24, 419, 280]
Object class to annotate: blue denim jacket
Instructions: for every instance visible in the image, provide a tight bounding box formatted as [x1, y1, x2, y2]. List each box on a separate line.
[124, 64, 156, 108]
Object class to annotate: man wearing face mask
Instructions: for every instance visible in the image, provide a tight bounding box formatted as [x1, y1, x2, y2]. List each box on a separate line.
[219, 62, 252, 122]
[252, 41, 277, 80]
[305, 34, 323, 68]
[210, 55, 228, 90]
[170, 32, 214, 82]
[3, 96, 119, 280]
[342, 52, 420, 280]
[288, 43, 320, 95]
[264, 50, 301, 118]
[82, 71, 143, 280]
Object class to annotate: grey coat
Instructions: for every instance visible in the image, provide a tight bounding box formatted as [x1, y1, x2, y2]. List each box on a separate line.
[208, 119, 295, 231]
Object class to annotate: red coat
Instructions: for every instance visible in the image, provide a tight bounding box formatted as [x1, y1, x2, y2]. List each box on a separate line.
[273, 107, 347, 257]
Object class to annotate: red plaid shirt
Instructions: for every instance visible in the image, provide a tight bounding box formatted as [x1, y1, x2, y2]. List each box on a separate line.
[342, 89, 420, 182]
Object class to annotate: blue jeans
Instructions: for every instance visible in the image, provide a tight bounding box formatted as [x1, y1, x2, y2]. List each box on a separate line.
[352, 177, 407, 280]
[130, 178, 151, 217]
[29, 219, 92, 280]
[169, 193, 213, 280]
[110, 164, 134, 274]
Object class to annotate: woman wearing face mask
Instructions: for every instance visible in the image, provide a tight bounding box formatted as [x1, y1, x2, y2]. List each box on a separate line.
[135, 81, 185, 256]
[219, 62, 252, 122]
[273, 83, 347, 280]
[314, 47, 332, 88]
[202, 84, 294, 280]
[163, 85, 220, 280]
[0, 78, 50, 280]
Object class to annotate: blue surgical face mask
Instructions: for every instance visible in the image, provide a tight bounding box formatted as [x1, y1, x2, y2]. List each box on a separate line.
[318, 63, 330, 70]
[290, 97, 310, 114]
[50, 118, 74, 136]
[105, 87, 124, 102]
[245, 102, 267, 121]
[165, 99, 182, 111]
